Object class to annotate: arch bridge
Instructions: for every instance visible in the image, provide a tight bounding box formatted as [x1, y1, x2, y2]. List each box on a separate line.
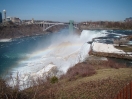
[35, 21, 79, 31]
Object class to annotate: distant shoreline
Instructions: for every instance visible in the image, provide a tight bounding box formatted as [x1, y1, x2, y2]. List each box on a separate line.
[79, 27, 132, 31]
[0, 24, 132, 40]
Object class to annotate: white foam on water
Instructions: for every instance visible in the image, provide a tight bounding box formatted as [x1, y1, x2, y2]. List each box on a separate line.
[0, 38, 12, 42]
[8, 30, 107, 89]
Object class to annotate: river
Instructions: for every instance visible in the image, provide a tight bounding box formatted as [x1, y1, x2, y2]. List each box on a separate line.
[0, 28, 132, 89]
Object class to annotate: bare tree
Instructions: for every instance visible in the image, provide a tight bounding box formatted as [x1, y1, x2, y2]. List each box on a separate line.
[113, 37, 129, 46]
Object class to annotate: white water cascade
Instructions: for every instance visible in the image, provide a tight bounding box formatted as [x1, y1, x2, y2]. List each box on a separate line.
[8, 30, 107, 89]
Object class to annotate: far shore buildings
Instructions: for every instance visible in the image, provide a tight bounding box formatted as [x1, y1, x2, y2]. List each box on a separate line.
[124, 17, 132, 22]
[6, 17, 21, 24]
[1, 9, 21, 24]
[22, 18, 35, 24]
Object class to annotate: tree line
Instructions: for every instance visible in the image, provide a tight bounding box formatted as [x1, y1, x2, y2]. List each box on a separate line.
[80, 21, 132, 29]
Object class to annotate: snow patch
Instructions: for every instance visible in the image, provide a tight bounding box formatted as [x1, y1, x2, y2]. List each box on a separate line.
[92, 42, 125, 54]
[0, 38, 12, 42]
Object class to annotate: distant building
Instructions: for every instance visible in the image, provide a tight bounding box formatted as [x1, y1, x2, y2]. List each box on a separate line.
[22, 18, 35, 24]
[6, 17, 11, 22]
[124, 17, 132, 22]
[6, 17, 21, 24]
[31, 18, 34, 24]
[11, 17, 21, 24]
[3, 9, 6, 22]
[0, 12, 2, 23]
[22, 20, 32, 24]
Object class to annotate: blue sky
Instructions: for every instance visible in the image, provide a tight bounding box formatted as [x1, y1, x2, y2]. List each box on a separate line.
[0, 0, 132, 22]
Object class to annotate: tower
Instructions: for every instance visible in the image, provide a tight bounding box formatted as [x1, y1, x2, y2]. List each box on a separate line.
[69, 20, 74, 34]
[3, 9, 6, 22]
[0, 12, 2, 23]
[31, 18, 34, 24]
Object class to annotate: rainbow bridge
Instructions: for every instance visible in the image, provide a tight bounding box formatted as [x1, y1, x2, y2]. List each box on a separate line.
[35, 20, 79, 31]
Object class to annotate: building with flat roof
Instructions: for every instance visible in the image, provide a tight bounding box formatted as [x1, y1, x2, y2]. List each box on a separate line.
[124, 17, 132, 22]
[0, 12, 2, 23]
[11, 17, 21, 23]
[6, 17, 11, 22]
[6, 17, 21, 24]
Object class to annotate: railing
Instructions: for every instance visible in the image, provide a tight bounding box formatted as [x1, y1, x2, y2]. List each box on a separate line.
[114, 81, 132, 99]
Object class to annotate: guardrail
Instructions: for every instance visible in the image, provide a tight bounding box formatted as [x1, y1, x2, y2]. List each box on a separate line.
[114, 81, 132, 99]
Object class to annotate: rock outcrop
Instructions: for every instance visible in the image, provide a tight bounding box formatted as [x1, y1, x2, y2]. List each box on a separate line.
[0, 24, 44, 39]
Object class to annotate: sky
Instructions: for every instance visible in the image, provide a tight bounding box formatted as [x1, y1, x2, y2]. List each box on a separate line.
[0, 0, 132, 22]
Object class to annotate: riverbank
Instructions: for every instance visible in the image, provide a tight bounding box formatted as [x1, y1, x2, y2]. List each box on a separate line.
[79, 21, 132, 30]
[1, 57, 132, 99]
[0, 24, 44, 39]
[89, 42, 132, 60]
[79, 27, 132, 31]
[0, 24, 67, 39]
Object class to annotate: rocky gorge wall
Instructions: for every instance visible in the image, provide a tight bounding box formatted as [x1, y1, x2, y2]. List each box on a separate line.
[0, 24, 67, 39]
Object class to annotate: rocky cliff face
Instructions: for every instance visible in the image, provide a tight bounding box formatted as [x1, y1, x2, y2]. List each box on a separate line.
[0, 24, 67, 39]
[0, 24, 44, 39]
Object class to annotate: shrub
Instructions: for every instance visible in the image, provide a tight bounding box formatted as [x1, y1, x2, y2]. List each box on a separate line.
[106, 59, 126, 69]
[65, 63, 96, 81]
[50, 76, 58, 84]
[113, 37, 129, 46]
[0, 78, 28, 99]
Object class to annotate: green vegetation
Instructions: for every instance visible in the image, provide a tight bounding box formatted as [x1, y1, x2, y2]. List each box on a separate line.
[0, 58, 132, 99]
[50, 76, 58, 84]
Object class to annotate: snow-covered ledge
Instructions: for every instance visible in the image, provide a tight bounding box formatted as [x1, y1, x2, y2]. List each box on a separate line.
[92, 42, 125, 54]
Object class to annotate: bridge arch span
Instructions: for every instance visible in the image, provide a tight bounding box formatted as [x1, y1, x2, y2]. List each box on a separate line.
[35, 21, 79, 31]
